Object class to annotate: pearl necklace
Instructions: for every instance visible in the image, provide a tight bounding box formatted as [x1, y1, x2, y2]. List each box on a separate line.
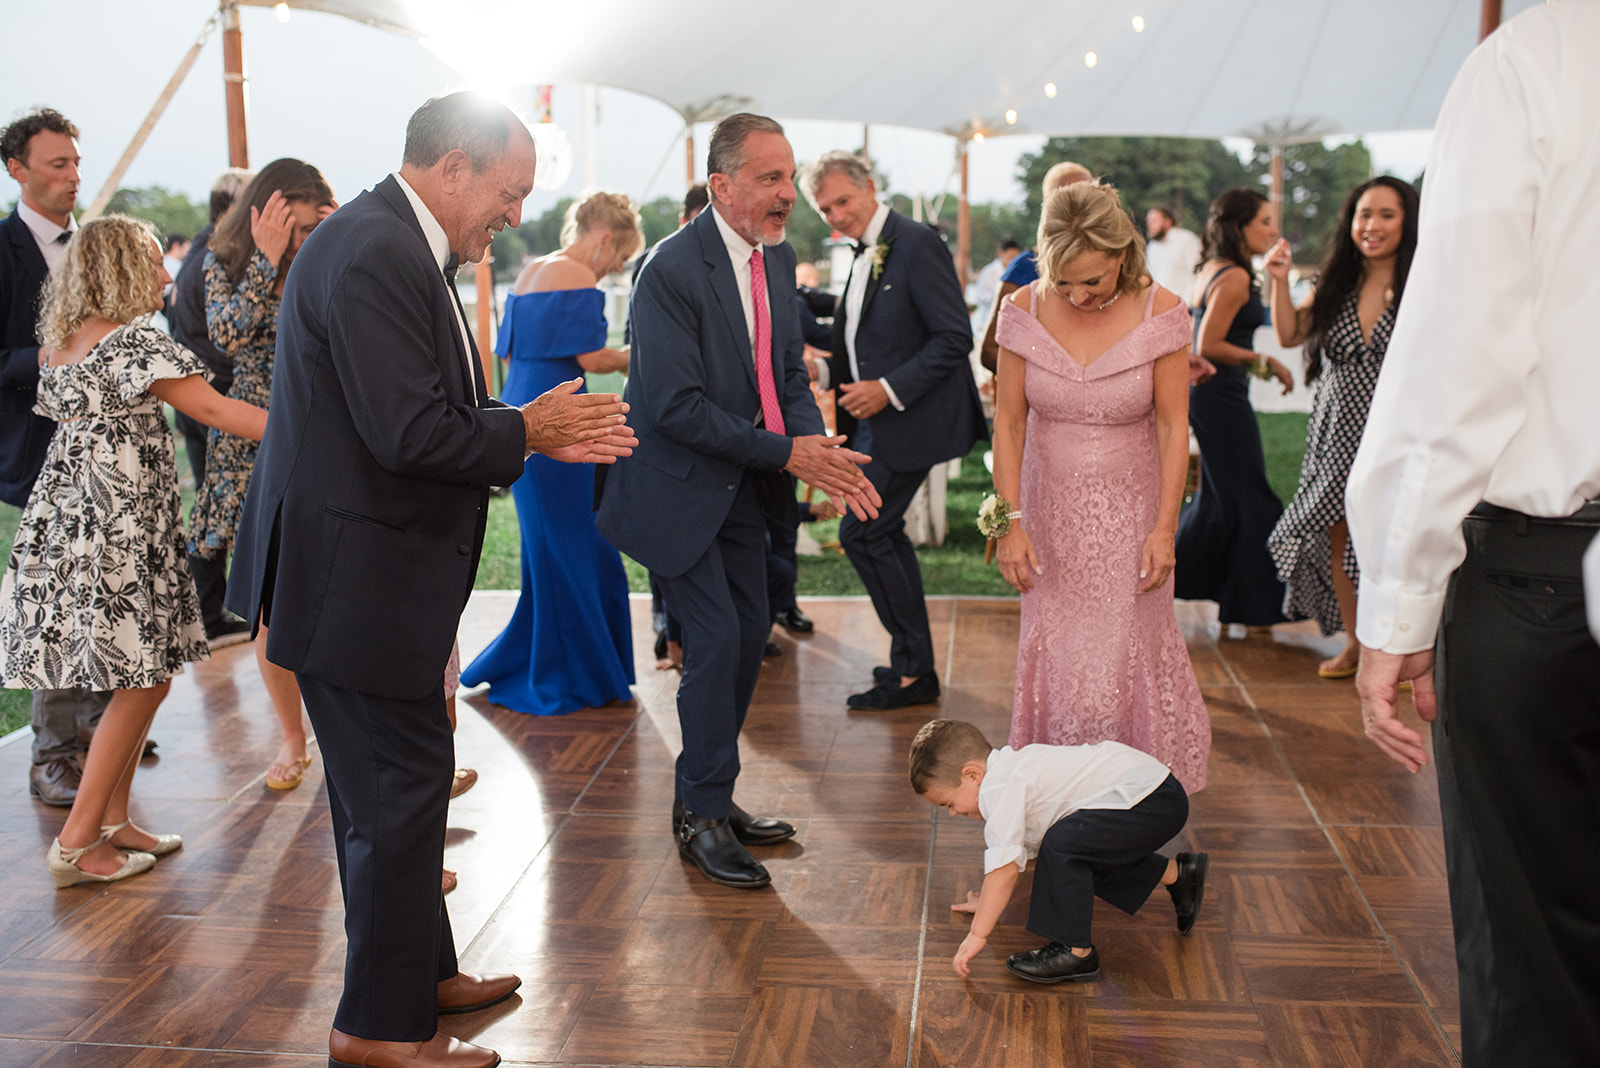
[1072, 288, 1122, 312]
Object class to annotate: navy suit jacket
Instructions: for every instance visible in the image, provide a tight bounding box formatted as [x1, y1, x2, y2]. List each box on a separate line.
[0, 212, 56, 506]
[828, 209, 985, 472]
[226, 176, 527, 701]
[596, 207, 825, 578]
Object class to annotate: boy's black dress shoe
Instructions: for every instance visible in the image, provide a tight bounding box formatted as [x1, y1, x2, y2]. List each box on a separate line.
[1006, 943, 1100, 984]
[847, 672, 940, 711]
[672, 800, 795, 846]
[677, 811, 771, 888]
[774, 606, 813, 633]
[1167, 851, 1209, 934]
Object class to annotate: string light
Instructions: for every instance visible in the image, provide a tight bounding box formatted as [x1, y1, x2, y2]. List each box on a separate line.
[1132, 15, 1146, 31]
[1005, 109, 1018, 125]
[274, 2, 291, 22]
[974, 131, 986, 143]
[1045, 82, 1057, 98]
[1085, 51, 1098, 68]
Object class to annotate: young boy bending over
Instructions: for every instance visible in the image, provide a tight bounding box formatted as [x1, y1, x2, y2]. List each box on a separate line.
[909, 719, 1207, 983]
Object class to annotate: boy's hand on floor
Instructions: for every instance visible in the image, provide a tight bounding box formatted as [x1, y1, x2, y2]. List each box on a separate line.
[951, 891, 981, 915]
[953, 932, 987, 977]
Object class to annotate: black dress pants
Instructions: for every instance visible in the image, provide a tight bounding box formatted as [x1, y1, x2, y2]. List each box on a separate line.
[1433, 501, 1600, 1067]
[1026, 774, 1188, 947]
[296, 673, 459, 1041]
[660, 475, 769, 818]
[838, 423, 935, 679]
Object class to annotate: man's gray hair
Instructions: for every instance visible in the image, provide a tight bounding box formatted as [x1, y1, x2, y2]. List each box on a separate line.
[403, 91, 527, 171]
[800, 150, 873, 205]
[705, 113, 785, 201]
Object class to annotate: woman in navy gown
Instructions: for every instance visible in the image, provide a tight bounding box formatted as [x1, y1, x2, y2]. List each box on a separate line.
[1175, 188, 1294, 628]
[461, 192, 641, 715]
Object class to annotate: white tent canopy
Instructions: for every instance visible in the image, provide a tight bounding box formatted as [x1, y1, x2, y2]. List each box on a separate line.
[242, 0, 1536, 142]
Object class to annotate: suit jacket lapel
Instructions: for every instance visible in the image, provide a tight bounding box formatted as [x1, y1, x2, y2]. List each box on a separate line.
[857, 210, 895, 325]
[697, 210, 758, 392]
[4, 214, 47, 289]
[374, 177, 478, 405]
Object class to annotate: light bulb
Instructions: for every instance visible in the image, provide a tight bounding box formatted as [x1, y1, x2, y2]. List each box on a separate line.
[1085, 51, 1098, 68]
[1005, 109, 1018, 125]
[1045, 82, 1057, 98]
[274, 2, 290, 22]
[1132, 15, 1146, 32]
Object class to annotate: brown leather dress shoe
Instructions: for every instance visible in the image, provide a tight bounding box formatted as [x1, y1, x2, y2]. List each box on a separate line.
[437, 971, 521, 1015]
[329, 1028, 499, 1067]
[29, 755, 82, 807]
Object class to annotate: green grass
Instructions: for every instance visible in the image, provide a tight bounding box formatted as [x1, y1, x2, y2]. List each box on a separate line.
[0, 411, 1311, 739]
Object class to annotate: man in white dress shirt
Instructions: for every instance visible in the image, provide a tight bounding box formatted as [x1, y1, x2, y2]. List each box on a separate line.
[1346, 6, 1600, 1064]
[1143, 207, 1201, 302]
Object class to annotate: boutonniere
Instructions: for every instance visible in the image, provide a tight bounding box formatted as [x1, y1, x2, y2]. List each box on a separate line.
[869, 236, 893, 280]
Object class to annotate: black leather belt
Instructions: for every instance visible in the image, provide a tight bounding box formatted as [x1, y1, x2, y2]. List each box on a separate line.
[1469, 499, 1600, 528]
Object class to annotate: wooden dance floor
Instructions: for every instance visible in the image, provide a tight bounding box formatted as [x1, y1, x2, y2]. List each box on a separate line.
[0, 595, 1459, 1067]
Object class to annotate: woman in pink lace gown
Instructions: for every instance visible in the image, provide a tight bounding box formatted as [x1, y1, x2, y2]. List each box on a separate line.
[992, 182, 1210, 790]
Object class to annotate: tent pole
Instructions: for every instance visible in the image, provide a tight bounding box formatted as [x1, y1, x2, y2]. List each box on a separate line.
[475, 257, 495, 394]
[1479, 0, 1502, 41]
[81, 11, 220, 223]
[957, 139, 970, 291]
[1269, 144, 1284, 231]
[222, 2, 249, 168]
[685, 125, 696, 187]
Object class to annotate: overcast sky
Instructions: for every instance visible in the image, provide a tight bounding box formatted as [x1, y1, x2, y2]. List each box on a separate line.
[3, 1, 1433, 220]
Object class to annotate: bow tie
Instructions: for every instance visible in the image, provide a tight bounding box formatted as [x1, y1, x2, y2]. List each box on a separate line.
[443, 252, 460, 280]
[55, 232, 71, 245]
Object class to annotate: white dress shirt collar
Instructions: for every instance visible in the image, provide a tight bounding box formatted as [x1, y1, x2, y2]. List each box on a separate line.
[391, 172, 452, 273]
[16, 199, 77, 274]
[710, 202, 758, 343]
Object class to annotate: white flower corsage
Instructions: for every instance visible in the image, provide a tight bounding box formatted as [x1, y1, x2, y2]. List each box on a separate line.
[869, 237, 893, 280]
[977, 494, 1013, 540]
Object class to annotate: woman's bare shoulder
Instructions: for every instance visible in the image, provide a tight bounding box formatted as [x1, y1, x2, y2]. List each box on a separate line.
[514, 254, 596, 295]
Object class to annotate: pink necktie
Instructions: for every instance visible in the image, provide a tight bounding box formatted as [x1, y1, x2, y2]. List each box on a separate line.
[749, 247, 785, 436]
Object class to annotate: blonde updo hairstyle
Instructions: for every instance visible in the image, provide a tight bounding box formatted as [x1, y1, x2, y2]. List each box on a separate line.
[37, 215, 162, 351]
[1037, 180, 1148, 297]
[561, 190, 644, 264]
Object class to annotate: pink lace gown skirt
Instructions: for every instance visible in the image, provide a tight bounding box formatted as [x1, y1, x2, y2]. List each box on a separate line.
[1010, 410, 1211, 791]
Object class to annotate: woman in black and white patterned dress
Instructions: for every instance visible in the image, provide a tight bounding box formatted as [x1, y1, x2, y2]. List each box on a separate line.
[1263, 177, 1419, 678]
[0, 217, 267, 888]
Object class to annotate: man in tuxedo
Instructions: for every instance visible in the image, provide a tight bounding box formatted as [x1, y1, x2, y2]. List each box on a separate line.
[1, 107, 115, 807]
[597, 113, 879, 889]
[228, 92, 635, 1068]
[804, 150, 985, 711]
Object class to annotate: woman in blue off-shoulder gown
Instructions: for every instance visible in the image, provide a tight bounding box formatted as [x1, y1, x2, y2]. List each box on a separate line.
[461, 193, 642, 716]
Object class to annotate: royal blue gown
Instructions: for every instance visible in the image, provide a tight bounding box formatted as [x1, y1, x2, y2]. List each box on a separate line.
[460, 289, 635, 715]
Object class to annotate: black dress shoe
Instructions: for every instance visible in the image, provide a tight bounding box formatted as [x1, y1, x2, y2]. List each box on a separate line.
[141, 738, 158, 759]
[764, 640, 782, 658]
[672, 800, 795, 846]
[1006, 943, 1100, 984]
[677, 810, 771, 888]
[847, 672, 940, 711]
[774, 606, 813, 634]
[872, 665, 898, 685]
[654, 629, 669, 661]
[28, 755, 82, 807]
[1167, 851, 1208, 934]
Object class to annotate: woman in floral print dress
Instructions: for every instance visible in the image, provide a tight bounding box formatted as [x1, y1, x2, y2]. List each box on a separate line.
[189, 159, 334, 790]
[0, 216, 266, 887]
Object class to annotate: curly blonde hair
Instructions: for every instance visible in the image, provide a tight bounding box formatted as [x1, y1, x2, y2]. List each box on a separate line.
[561, 190, 644, 262]
[1037, 181, 1148, 296]
[37, 215, 162, 350]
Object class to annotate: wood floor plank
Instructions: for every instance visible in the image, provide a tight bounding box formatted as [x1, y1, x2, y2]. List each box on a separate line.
[0, 595, 1462, 1066]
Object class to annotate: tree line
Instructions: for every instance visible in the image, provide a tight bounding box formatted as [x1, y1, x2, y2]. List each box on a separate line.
[8, 134, 1406, 284]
